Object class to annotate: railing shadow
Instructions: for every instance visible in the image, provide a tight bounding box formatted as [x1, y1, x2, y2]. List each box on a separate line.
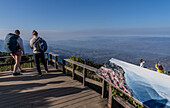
[0, 85, 89, 107]
[0, 73, 65, 82]
[0, 81, 65, 94]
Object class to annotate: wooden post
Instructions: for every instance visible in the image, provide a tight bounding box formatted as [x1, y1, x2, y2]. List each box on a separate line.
[10, 57, 13, 71]
[102, 80, 107, 98]
[55, 56, 58, 69]
[46, 53, 49, 65]
[62, 59, 65, 74]
[108, 84, 113, 108]
[49, 54, 52, 65]
[30, 56, 33, 68]
[72, 64, 75, 80]
[83, 68, 87, 87]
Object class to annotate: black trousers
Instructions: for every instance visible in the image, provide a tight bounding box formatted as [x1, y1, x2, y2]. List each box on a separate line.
[33, 53, 48, 74]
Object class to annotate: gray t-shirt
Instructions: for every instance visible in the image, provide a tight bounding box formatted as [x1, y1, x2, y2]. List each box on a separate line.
[30, 37, 41, 54]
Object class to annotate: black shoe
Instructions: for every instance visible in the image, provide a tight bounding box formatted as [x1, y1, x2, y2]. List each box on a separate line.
[37, 73, 42, 76]
[13, 72, 22, 76]
[21, 70, 26, 72]
[38, 74, 42, 76]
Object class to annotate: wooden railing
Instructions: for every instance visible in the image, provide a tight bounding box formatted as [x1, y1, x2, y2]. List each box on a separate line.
[47, 52, 148, 108]
[0, 53, 48, 71]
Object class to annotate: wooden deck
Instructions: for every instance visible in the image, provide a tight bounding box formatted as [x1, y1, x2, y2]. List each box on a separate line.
[0, 66, 107, 108]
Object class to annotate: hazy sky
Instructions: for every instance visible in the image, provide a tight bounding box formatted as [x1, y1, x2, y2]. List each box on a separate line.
[0, 0, 170, 40]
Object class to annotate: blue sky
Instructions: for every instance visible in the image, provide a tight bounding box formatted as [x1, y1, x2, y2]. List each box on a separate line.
[0, 0, 170, 40]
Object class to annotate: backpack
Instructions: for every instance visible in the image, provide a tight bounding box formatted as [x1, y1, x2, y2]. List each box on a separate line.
[33, 37, 47, 52]
[4, 33, 19, 54]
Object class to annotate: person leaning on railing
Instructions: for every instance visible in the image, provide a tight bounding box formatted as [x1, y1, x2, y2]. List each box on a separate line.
[30, 30, 48, 76]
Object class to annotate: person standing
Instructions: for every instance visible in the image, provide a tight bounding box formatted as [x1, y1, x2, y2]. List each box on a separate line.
[155, 63, 164, 73]
[5, 30, 25, 76]
[30, 30, 48, 76]
[140, 59, 145, 68]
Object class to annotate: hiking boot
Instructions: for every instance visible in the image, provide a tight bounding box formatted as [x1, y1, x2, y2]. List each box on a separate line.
[36, 72, 42, 76]
[21, 70, 26, 72]
[13, 72, 22, 76]
[37, 74, 42, 76]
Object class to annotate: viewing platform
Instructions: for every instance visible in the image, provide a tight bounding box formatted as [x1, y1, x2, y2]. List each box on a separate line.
[0, 52, 146, 108]
[0, 66, 107, 108]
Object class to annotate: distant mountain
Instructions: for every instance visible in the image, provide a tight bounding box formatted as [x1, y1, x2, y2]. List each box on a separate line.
[23, 40, 33, 54]
[0, 40, 4, 52]
[1, 36, 170, 71]
[49, 36, 170, 71]
[0, 40, 33, 54]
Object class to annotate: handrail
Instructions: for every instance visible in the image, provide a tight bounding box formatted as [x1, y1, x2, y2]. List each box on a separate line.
[0, 53, 48, 71]
[0, 54, 34, 59]
[0, 56, 12, 59]
[64, 59, 98, 72]
[47, 52, 147, 108]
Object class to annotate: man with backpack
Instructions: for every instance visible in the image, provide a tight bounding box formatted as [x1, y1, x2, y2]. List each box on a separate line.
[30, 30, 48, 76]
[4, 30, 25, 76]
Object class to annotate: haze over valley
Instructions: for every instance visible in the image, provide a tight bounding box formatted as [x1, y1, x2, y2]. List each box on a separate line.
[1, 36, 169, 71]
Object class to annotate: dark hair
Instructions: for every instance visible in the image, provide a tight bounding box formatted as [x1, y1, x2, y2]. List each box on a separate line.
[15, 29, 20, 35]
[159, 65, 163, 70]
[140, 59, 143, 63]
[32, 30, 38, 36]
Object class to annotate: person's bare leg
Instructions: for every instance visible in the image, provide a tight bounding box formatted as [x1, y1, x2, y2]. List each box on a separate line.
[13, 55, 22, 75]
[13, 55, 18, 73]
[18, 55, 22, 71]
[11, 55, 15, 59]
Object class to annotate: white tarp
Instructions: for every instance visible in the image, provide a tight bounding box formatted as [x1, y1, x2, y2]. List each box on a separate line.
[96, 58, 170, 108]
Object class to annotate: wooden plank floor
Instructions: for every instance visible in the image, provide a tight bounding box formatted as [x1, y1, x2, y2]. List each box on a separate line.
[0, 66, 108, 108]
